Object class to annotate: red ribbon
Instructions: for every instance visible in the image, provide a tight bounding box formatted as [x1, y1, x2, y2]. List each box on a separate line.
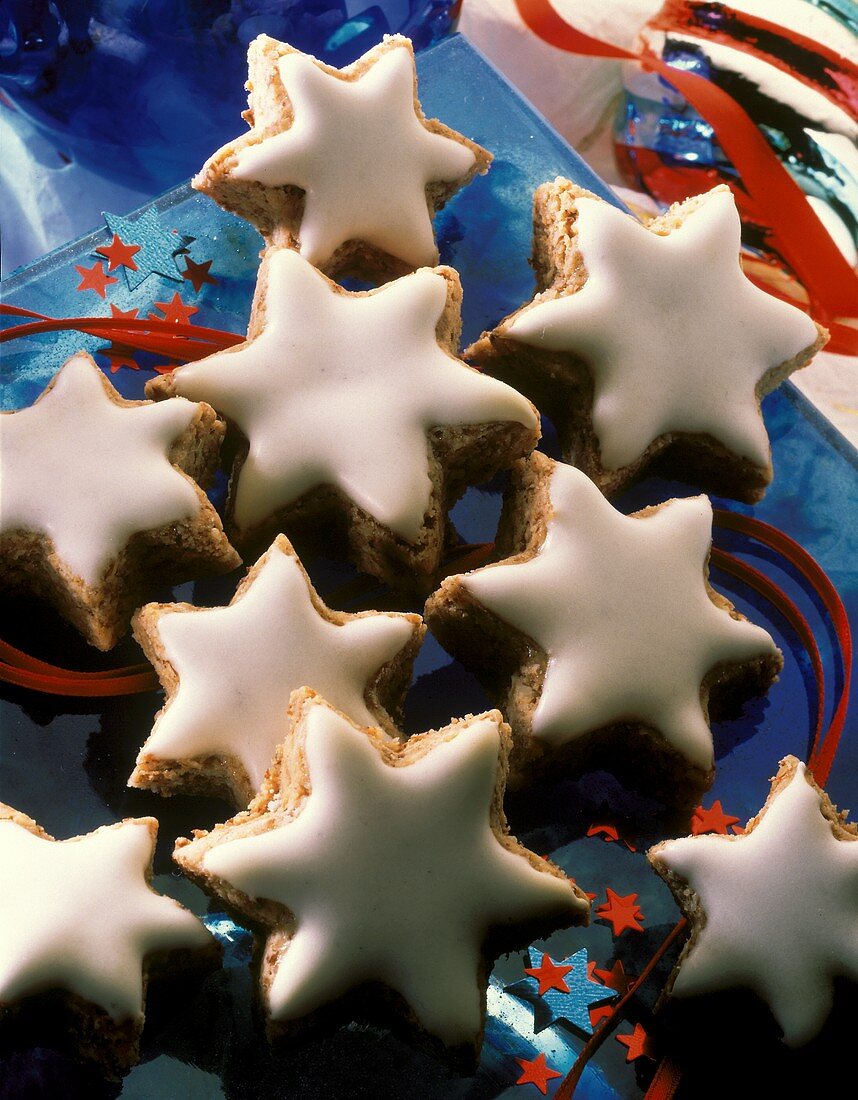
[0, 640, 156, 697]
[713, 510, 852, 787]
[649, 0, 858, 118]
[512, 0, 858, 332]
[0, 303, 242, 363]
[643, 1055, 684, 1100]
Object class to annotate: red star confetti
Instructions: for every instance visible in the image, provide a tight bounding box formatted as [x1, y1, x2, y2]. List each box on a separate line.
[109, 304, 140, 321]
[182, 256, 218, 293]
[524, 953, 572, 995]
[616, 1023, 657, 1063]
[515, 1053, 563, 1094]
[587, 823, 636, 852]
[589, 1002, 615, 1028]
[152, 292, 198, 326]
[102, 345, 139, 373]
[595, 889, 644, 936]
[96, 233, 140, 272]
[692, 800, 743, 836]
[593, 959, 633, 995]
[75, 261, 117, 299]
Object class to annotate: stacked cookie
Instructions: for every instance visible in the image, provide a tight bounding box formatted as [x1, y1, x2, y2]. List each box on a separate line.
[2, 32, 851, 1085]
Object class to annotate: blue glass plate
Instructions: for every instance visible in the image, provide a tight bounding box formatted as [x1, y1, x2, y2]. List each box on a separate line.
[1, 34, 855, 1100]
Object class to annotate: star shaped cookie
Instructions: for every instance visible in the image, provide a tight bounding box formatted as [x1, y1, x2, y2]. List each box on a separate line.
[174, 690, 589, 1064]
[425, 453, 781, 798]
[0, 806, 215, 1077]
[194, 34, 490, 278]
[649, 757, 858, 1046]
[149, 248, 539, 590]
[131, 534, 424, 807]
[0, 353, 239, 649]
[467, 181, 827, 502]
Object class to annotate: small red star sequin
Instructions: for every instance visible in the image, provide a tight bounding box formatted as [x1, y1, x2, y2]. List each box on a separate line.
[589, 1003, 614, 1028]
[616, 1023, 656, 1063]
[109, 304, 140, 321]
[96, 233, 141, 272]
[152, 292, 199, 326]
[587, 823, 636, 851]
[595, 889, 644, 936]
[691, 800, 742, 836]
[593, 959, 632, 994]
[524, 953, 573, 996]
[102, 345, 139, 373]
[515, 1052, 563, 1094]
[75, 261, 117, 299]
[182, 256, 218, 293]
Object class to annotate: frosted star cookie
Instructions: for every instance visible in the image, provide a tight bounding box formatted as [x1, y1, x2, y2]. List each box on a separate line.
[130, 534, 425, 807]
[649, 757, 858, 1046]
[174, 690, 589, 1066]
[194, 34, 490, 279]
[148, 248, 539, 590]
[0, 806, 216, 1078]
[424, 453, 781, 799]
[0, 353, 240, 650]
[467, 181, 827, 502]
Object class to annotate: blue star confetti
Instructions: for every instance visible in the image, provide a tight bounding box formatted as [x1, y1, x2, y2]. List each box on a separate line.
[505, 946, 618, 1036]
[102, 208, 182, 291]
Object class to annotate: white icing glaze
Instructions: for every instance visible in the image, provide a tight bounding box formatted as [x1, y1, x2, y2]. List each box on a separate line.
[0, 817, 210, 1020]
[168, 249, 537, 541]
[230, 39, 476, 268]
[0, 355, 204, 586]
[136, 538, 419, 791]
[459, 462, 777, 771]
[201, 701, 584, 1044]
[504, 188, 819, 472]
[656, 762, 858, 1046]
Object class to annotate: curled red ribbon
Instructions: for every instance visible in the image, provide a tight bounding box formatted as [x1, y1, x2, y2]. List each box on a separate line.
[512, 0, 858, 343]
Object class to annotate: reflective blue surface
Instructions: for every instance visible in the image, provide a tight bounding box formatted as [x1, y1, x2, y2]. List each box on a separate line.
[0, 0, 458, 192]
[1, 34, 856, 1100]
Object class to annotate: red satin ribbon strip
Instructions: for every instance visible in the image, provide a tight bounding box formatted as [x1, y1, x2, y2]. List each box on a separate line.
[710, 546, 825, 749]
[713, 510, 852, 786]
[650, 0, 858, 117]
[0, 641, 156, 697]
[512, 0, 858, 326]
[0, 303, 242, 363]
[643, 1054, 684, 1100]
